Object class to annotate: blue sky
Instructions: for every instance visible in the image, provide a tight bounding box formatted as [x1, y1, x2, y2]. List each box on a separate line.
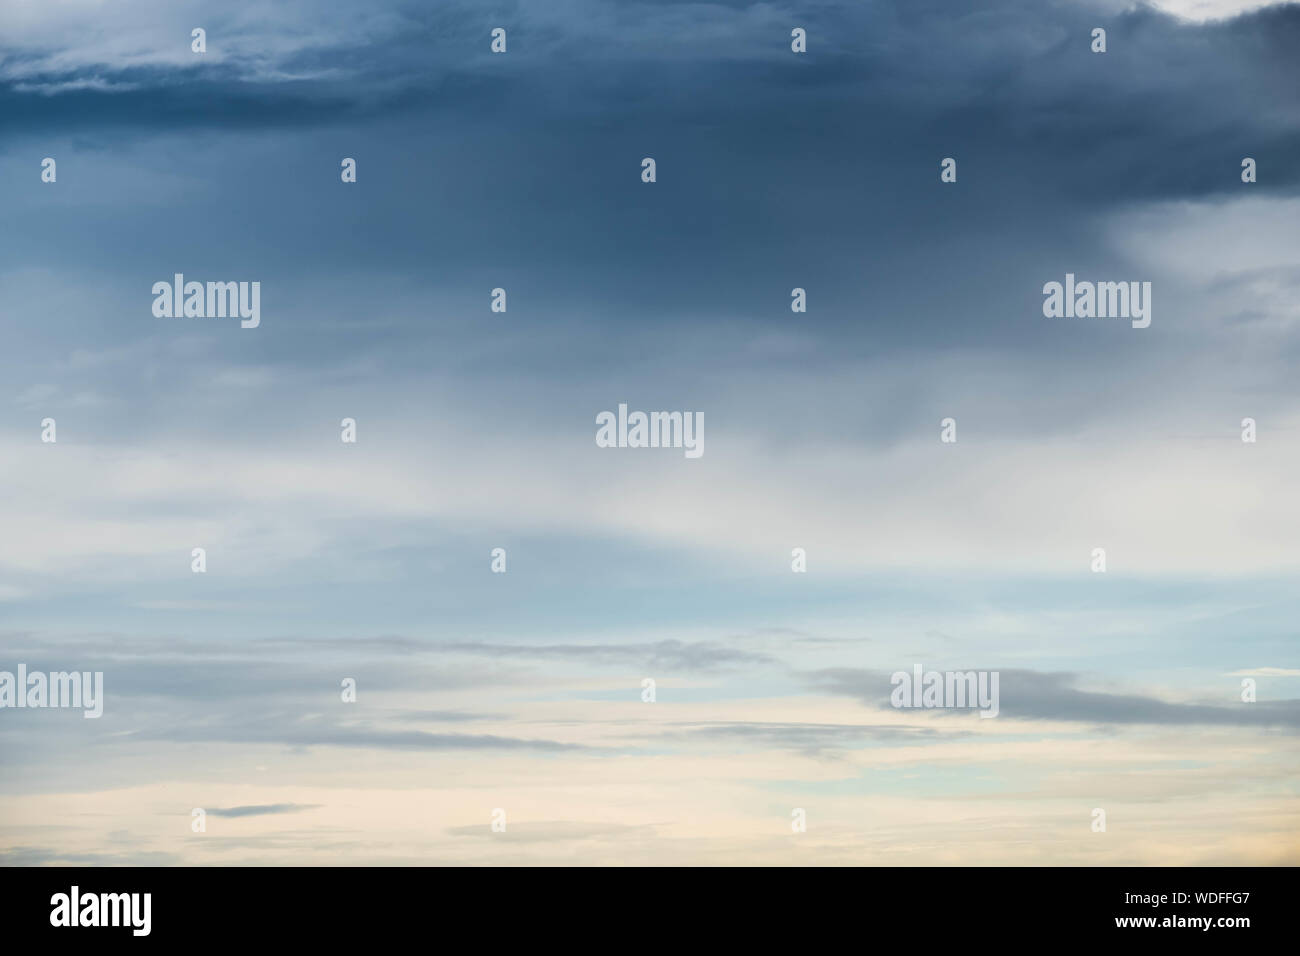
[1, 0, 1298, 864]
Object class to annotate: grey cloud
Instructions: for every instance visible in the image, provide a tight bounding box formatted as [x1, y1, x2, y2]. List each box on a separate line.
[662, 720, 962, 756]
[129, 718, 594, 753]
[434, 639, 772, 671]
[263, 636, 774, 671]
[0, 846, 183, 866]
[0, 631, 539, 701]
[809, 668, 1300, 729]
[445, 820, 656, 843]
[206, 803, 320, 818]
[391, 709, 510, 723]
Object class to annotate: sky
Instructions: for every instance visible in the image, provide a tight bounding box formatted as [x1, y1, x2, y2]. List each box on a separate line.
[0, 0, 1298, 865]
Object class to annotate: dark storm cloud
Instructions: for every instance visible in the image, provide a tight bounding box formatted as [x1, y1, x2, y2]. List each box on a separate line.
[4, 0, 1295, 378]
[4, 0, 1296, 202]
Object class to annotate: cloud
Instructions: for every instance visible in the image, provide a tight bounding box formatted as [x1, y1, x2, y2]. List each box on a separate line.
[809, 668, 1300, 728]
[206, 803, 319, 817]
[1145, 0, 1299, 22]
[0, 846, 183, 866]
[3, 0, 1299, 867]
[132, 723, 595, 753]
[662, 720, 962, 756]
[424, 640, 773, 671]
[392, 709, 510, 723]
[445, 820, 656, 842]
[259, 636, 774, 671]
[2, 0, 1297, 205]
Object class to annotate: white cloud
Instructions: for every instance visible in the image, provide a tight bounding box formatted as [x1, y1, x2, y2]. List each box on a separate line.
[1143, 0, 1297, 22]
[2, 397, 1297, 579]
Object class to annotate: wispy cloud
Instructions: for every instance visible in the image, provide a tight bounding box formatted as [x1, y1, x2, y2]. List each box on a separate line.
[206, 803, 319, 818]
[810, 668, 1300, 729]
